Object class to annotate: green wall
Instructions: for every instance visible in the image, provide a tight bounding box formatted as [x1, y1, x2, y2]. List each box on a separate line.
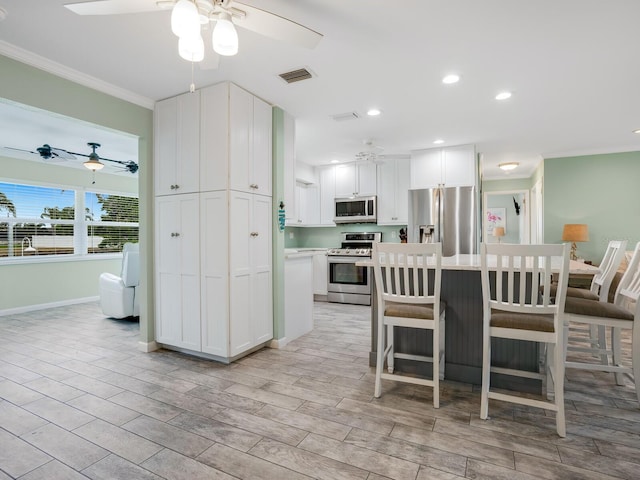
[272, 108, 285, 341]
[544, 152, 640, 261]
[286, 224, 407, 248]
[0, 55, 154, 344]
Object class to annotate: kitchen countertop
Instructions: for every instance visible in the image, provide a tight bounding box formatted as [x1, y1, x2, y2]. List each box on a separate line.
[357, 253, 600, 274]
[284, 248, 328, 259]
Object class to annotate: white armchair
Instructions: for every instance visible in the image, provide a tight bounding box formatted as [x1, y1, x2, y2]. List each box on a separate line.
[99, 243, 140, 318]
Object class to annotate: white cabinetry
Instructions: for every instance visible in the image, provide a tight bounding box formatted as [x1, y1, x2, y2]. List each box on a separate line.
[283, 112, 296, 224]
[229, 84, 272, 196]
[319, 166, 336, 225]
[312, 251, 328, 296]
[292, 183, 320, 226]
[410, 144, 476, 189]
[154, 92, 200, 196]
[155, 194, 201, 350]
[334, 162, 377, 197]
[377, 158, 410, 225]
[155, 82, 273, 362]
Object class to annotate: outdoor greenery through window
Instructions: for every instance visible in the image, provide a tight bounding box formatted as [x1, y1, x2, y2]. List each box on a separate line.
[0, 181, 138, 258]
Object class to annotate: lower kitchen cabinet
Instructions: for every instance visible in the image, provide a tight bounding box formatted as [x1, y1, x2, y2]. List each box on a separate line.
[157, 190, 273, 361]
[155, 194, 201, 350]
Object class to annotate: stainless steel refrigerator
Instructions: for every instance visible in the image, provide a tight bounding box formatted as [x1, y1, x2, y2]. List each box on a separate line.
[408, 186, 478, 256]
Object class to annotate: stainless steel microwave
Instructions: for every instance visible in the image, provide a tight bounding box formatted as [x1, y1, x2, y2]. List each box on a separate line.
[334, 196, 377, 224]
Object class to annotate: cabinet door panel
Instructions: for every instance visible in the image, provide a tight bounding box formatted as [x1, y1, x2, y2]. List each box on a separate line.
[200, 192, 229, 356]
[442, 144, 476, 187]
[154, 97, 177, 196]
[395, 159, 410, 223]
[376, 161, 396, 224]
[410, 148, 442, 189]
[229, 85, 253, 192]
[357, 163, 377, 196]
[252, 96, 272, 196]
[251, 270, 273, 344]
[334, 164, 356, 197]
[319, 166, 336, 225]
[157, 273, 180, 344]
[176, 91, 200, 194]
[200, 83, 229, 192]
[180, 274, 201, 350]
[155, 197, 180, 274]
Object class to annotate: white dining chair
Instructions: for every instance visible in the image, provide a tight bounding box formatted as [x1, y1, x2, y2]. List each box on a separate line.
[564, 240, 627, 364]
[563, 241, 640, 402]
[372, 242, 445, 408]
[480, 243, 570, 437]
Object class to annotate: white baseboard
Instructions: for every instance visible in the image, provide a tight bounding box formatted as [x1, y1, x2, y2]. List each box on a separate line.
[138, 341, 159, 353]
[0, 296, 99, 317]
[268, 337, 288, 349]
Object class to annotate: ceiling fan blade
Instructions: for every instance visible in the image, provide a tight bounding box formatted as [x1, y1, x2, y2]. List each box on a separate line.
[231, 2, 322, 49]
[50, 148, 76, 160]
[64, 0, 162, 15]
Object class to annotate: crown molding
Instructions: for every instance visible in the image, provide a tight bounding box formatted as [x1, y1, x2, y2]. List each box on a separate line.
[543, 145, 640, 160]
[0, 40, 155, 110]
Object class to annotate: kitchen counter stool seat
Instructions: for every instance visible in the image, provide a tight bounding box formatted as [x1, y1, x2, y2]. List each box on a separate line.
[372, 242, 445, 408]
[563, 241, 640, 402]
[480, 243, 570, 437]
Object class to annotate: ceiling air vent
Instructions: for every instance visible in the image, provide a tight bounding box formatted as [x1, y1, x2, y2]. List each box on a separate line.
[331, 112, 360, 122]
[279, 68, 313, 84]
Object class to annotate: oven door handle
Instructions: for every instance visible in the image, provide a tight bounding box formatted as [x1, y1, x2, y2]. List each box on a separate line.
[327, 256, 367, 263]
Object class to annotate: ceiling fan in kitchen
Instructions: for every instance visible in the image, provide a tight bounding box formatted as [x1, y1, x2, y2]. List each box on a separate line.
[5, 142, 139, 174]
[354, 139, 385, 164]
[64, 0, 323, 63]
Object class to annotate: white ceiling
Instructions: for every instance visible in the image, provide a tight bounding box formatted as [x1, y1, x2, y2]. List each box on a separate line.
[1, 0, 640, 180]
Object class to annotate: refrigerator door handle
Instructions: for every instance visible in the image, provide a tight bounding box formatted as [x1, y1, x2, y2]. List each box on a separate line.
[435, 186, 443, 244]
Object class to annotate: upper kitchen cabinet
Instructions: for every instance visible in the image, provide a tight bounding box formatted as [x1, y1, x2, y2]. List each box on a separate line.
[334, 162, 377, 197]
[229, 84, 272, 196]
[377, 158, 410, 225]
[410, 144, 476, 189]
[154, 91, 200, 196]
[283, 111, 296, 224]
[318, 165, 336, 225]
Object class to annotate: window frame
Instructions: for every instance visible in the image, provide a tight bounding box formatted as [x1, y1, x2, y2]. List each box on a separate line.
[0, 178, 139, 264]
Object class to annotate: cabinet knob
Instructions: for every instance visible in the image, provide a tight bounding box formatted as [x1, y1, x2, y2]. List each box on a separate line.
[392, 217, 398, 220]
[250, 232, 259, 237]
[250, 184, 258, 189]
[171, 232, 181, 237]
[170, 184, 180, 190]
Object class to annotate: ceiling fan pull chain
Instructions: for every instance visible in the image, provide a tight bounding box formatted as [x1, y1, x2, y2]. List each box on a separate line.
[189, 61, 196, 93]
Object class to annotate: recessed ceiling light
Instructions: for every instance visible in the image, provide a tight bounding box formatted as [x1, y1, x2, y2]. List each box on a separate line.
[331, 159, 339, 164]
[633, 129, 640, 134]
[442, 74, 460, 84]
[499, 162, 519, 171]
[367, 108, 381, 116]
[433, 139, 445, 144]
[495, 91, 512, 100]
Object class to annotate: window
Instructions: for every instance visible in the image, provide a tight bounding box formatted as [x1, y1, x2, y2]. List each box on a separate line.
[0, 181, 138, 259]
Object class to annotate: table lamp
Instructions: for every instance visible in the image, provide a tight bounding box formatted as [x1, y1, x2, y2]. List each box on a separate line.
[493, 226, 505, 243]
[562, 223, 589, 260]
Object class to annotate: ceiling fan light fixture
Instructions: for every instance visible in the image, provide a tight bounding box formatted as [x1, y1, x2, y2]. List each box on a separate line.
[171, 0, 200, 38]
[499, 162, 519, 171]
[84, 154, 104, 171]
[179, 34, 205, 62]
[212, 12, 238, 56]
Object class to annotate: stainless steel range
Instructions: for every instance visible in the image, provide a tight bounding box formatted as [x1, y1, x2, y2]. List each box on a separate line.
[327, 232, 382, 305]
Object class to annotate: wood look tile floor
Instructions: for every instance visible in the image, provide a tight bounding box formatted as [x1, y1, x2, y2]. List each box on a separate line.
[1, 301, 639, 479]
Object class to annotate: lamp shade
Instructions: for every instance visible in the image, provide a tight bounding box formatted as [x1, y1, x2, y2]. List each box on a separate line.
[212, 12, 238, 56]
[171, 0, 200, 38]
[493, 227, 505, 237]
[562, 224, 589, 242]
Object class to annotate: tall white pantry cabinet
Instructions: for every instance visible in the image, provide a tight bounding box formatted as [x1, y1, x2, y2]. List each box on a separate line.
[154, 82, 273, 361]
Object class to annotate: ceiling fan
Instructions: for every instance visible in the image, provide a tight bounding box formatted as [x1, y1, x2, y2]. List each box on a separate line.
[64, 0, 323, 63]
[355, 139, 385, 164]
[5, 143, 139, 174]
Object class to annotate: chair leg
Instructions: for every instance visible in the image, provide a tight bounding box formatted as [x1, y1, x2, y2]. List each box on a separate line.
[387, 324, 395, 374]
[433, 323, 440, 409]
[374, 315, 385, 398]
[552, 341, 566, 438]
[612, 327, 625, 386]
[480, 329, 491, 420]
[596, 324, 609, 365]
[632, 324, 640, 405]
[439, 316, 446, 381]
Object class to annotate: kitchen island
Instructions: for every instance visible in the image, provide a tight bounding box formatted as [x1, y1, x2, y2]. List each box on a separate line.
[358, 254, 599, 390]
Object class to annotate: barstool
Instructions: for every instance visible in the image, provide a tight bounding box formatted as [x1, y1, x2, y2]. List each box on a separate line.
[372, 242, 445, 408]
